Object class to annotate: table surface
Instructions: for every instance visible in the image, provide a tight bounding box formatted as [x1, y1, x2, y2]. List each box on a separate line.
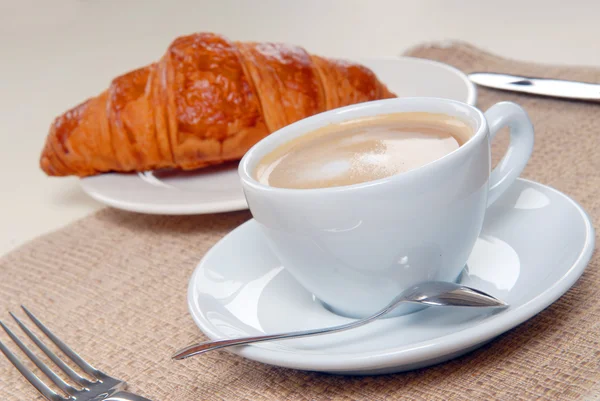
[1, 0, 599, 255]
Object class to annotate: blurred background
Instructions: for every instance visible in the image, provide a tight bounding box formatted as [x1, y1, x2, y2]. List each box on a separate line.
[0, 0, 598, 253]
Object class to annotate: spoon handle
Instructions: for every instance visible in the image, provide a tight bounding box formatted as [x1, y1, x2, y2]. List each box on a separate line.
[172, 283, 507, 360]
[172, 308, 388, 360]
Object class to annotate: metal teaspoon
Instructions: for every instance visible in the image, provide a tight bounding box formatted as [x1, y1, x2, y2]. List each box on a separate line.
[172, 281, 508, 360]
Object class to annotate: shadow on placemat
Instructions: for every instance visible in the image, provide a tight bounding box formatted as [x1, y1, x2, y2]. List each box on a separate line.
[96, 207, 252, 236]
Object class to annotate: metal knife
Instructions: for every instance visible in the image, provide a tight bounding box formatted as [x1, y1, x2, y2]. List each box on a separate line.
[469, 72, 600, 102]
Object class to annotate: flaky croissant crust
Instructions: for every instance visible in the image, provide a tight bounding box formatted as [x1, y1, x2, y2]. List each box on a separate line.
[41, 33, 395, 177]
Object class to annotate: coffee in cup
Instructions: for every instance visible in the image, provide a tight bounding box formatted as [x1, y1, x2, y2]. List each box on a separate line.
[254, 113, 473, 189]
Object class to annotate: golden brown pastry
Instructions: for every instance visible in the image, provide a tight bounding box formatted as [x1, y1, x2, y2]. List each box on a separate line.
[40, 33, 396, 177]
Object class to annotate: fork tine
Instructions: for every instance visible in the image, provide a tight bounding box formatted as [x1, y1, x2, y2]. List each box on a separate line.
[10, 312, 92, 387]
[1, 320, 78, 396]
[22, 306, 100, 378]
[0, 335, 65, 401]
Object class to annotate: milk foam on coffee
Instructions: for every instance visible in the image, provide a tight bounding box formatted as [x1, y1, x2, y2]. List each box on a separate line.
[254, 112, 473, 189]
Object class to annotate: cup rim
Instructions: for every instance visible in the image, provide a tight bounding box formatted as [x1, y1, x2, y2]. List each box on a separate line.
[239, 97, 487, 195]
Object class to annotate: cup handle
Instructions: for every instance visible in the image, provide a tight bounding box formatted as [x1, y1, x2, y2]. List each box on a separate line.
[484, 102, 534, 206]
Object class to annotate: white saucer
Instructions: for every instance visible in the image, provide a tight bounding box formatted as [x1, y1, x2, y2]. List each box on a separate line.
[80, 57, 476, 215]
[187, 179, 594, 375]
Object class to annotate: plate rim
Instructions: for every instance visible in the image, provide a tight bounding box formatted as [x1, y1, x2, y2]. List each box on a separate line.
[356, 55, 477, 106]
[79, 56, 476, 215]
[80, 177, 248, 215]
[187, 178, 595, 371]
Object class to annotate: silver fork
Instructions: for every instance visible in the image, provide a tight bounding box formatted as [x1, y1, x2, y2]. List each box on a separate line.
[0, 306, 152, 401]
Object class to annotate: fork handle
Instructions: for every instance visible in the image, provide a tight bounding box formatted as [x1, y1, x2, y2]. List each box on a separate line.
[108, 391, 154, 401]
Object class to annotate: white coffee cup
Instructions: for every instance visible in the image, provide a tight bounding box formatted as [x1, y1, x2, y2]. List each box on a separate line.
[239, 98, 534, 318]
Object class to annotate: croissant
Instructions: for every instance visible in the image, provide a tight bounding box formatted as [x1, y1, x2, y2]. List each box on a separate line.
[40, 33, 396, 177]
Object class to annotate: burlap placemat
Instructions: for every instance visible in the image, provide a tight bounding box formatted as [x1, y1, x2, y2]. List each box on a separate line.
[1, 43, 599, 401]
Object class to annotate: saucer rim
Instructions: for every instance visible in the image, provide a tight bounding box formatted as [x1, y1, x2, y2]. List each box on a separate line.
[187, 178, 595, 371]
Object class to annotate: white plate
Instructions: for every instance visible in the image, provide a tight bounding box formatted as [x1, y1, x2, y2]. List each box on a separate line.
[187, 179, 594, 375]
[80, 57, 476, 215]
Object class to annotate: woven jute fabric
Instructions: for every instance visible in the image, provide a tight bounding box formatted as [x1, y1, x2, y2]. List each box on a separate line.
[1, 43, 599, 401]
